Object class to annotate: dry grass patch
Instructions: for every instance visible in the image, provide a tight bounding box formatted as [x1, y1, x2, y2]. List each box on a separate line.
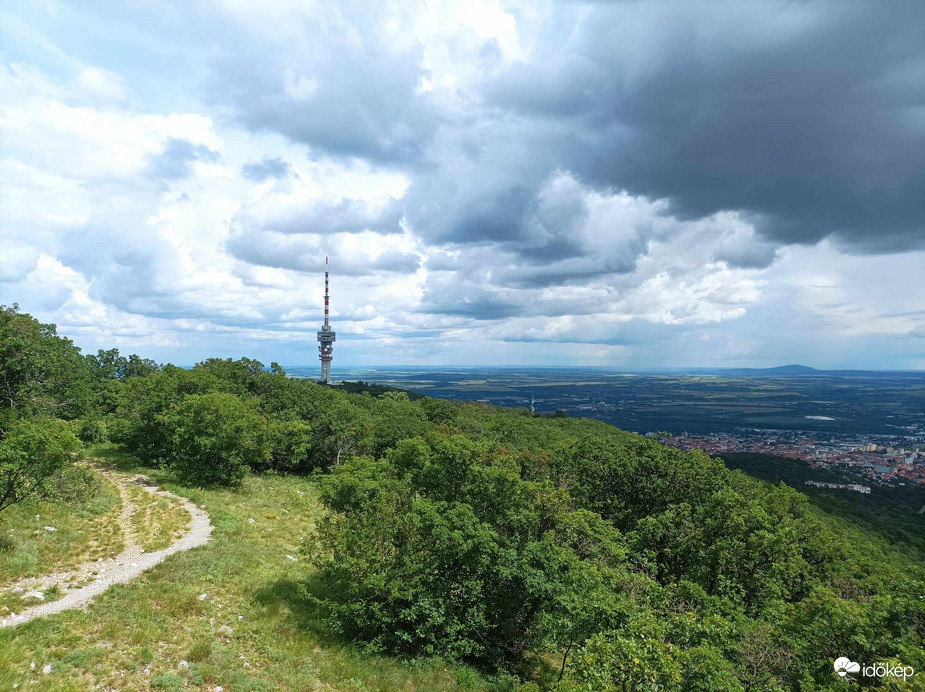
[127, 483, 191, 553]
[0, 467, 123, 614]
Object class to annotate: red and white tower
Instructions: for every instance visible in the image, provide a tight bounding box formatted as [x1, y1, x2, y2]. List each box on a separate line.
[317, 257, 336, 383]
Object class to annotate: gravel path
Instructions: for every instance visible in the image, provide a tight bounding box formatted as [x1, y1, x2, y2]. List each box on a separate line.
[0, 470, 213, 628]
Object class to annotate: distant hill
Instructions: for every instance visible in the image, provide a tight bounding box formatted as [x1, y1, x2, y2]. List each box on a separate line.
[703, 364, 923, 378]
[736, 364, 820, 376]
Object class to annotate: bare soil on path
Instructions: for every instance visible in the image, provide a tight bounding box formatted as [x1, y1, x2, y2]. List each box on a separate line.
[0, 467, 212, 628]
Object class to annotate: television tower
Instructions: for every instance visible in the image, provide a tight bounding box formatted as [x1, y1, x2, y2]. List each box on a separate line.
[317, 257, 336, 383]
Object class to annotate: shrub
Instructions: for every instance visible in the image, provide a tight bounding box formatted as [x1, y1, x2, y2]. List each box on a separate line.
[571, 635, 682, 691]
[151, 673, 184, 690]
[115, 368, 231, 464]
[78, 418, 108, 443]
[43, 464, 102, 504]
[0, 417, 81, 513]
[310, 400, 373, 469]
[166, 392, 271, 487]
[311, 439, 630, 668]
[268, 419, 312, 472]
[187, 637, 212, 662]
[370, 392, 430, 456]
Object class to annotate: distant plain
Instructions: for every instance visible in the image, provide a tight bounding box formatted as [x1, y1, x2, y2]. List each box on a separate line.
[288, 366, 925, 435]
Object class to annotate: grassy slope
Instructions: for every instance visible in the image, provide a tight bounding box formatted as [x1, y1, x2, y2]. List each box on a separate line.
[0, 445, 490, 691]
[0, 470, 123, 585]
[128, 484, 191, 553]
[1, 470, 124, 613]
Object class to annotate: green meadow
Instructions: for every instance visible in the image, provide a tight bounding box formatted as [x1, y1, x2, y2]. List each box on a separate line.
[1, 445, 491, 692]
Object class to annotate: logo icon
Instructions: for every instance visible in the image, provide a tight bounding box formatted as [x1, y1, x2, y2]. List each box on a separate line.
[834, 657, 860, 677]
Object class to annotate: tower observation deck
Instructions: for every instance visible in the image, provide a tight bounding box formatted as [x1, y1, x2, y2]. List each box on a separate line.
[317, 257, 336, 383]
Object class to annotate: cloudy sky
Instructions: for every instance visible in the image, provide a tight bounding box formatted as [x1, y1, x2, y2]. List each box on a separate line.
[1, 1, 923, 369]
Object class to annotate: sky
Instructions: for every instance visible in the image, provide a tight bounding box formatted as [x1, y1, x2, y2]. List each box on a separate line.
[1, 1, 923, 370]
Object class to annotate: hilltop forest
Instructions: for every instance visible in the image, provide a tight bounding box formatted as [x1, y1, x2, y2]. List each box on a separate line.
[1, 304, 923, 691]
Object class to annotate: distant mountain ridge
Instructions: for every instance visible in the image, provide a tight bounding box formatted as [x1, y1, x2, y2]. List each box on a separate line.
[713, 364, 922, 378]
[727, 364, 820, 376]
[287, 364, 925, 378]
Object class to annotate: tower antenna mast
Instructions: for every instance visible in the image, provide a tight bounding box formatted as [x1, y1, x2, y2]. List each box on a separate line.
[317, 256, 336, 383]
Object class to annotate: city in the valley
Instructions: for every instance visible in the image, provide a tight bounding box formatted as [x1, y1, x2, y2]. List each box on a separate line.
[666, 429, 923, 487]
[303, 365, 925, 487]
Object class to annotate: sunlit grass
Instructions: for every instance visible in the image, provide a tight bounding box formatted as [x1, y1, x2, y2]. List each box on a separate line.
[0, 468, 123, 616]
[127, 483, 190, 553]
[0, 445, 494, 691]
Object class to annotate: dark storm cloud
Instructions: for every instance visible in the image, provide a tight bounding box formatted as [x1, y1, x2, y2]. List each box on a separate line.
[208, 3, 433, 164]
[417, 273, 528, 320]
[710, 224, 779, 269]
[70, 0, 925, 264]
[480, 1, 925, 253]
[242, 156, 295, 182]
[226, 233, 419, 276]
[197, 0, 925, 263]
[146, 138, 219, 180]
[401, 121, 561, 248]
[418, 293, 525, 320]
[424, 247, 628, 290]
[416, 269, 624, 320]
[499, 318, 691, 348]
[497, 261, 623, 289]
[440, 185, 536, 244]
[713, 240, 777, 270]
[390, 1, 925, 267]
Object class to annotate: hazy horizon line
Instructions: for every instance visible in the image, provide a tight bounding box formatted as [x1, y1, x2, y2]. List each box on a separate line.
[172, 363, 925, 374]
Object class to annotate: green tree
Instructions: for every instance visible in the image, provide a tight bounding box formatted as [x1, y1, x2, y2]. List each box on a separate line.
[311, 399, 373, 468]
[537, 510, 630, 682]
[313, 465, 507, 661]
[312, 433, 637, 670]
[86, 348, 126, 380]
[122, 353, 160, 379]
[114, 367, 230, 463]
[166, 392, 270, 487]
[371, 391, 430, 456]
[268, 418, 312, 472]
[734, 622, 793, 691]
[555, 435, 725, 530]
[193, 357, 266, 394]
[251, 371, 330, 421]
[0, 418, 81, 513]
[83, 349, 158, 415]
[87, 348, 158, 381]
[416, 397, 460, 426]
[678, 646, 744, 691]
[0, 304, 91, 427]
[77, 417, 108, 443]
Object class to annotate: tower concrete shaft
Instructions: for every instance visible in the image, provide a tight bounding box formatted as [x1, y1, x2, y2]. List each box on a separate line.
[317, 257, 336, 383]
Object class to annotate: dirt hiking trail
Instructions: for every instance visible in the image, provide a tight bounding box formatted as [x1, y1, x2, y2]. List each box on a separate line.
[0, 466, 212, 628]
